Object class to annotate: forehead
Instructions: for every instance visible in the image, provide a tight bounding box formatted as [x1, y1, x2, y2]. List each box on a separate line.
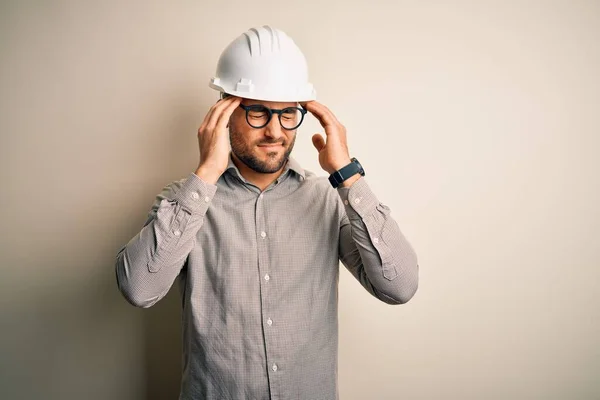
[241, 98, 298, 109]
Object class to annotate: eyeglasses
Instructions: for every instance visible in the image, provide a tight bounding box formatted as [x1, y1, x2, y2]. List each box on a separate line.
[238, 103, 307, 130]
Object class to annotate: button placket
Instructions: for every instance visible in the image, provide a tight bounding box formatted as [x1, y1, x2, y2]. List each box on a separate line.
[255, 188, 278, 386]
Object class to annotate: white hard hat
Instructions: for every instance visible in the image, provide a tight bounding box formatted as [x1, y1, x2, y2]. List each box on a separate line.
[209, 25, 317, 102]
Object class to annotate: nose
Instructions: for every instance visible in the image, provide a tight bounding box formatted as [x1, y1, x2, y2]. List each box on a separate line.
[263, 115, 285, 140]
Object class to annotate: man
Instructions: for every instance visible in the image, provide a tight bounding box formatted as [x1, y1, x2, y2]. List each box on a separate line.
[115, 25, 419, 400]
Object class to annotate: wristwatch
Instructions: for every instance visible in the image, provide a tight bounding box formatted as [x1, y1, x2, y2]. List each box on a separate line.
[328, 158, 365, 188]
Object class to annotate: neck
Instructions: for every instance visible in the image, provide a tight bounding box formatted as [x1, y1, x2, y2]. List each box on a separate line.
[231, 153, 287, 192]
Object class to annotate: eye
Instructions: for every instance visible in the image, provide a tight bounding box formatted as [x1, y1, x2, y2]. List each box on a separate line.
[247, 105, 269, 119]
[249, 113, 267, 119]
[281, 108, 298, 120]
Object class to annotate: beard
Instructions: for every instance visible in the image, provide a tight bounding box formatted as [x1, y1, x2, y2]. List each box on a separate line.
[230, 130, 296, 174]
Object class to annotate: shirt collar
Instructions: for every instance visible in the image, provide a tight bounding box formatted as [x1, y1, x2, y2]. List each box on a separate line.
[225, 152, 306, 182]
[283, 156, 306, 180]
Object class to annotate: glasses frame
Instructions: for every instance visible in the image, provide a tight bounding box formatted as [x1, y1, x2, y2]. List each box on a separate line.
[238, 103, 308, 131]
[220, 92, 308, 130]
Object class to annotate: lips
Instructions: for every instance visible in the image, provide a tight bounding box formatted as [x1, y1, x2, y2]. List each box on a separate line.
[257, 143, 283, 149]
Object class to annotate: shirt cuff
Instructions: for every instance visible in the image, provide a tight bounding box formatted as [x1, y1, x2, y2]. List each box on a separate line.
[172, 172, 218, 215]
[337, 177, 379, 219]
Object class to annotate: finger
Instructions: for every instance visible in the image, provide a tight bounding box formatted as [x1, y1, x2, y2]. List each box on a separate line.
[216, 96, 242, 131]
[313, 101, 342, 126]
[199, 97, 228, 133]
[205, 96, 238, 131]
[304, 101, 341, 133]
[312, 133, 326, 152]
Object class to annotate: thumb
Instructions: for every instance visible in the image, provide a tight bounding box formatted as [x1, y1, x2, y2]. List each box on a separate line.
[312, 133, 326, 152]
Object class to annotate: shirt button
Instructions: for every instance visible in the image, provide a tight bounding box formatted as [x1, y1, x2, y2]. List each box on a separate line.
[191, 192, 199, 200]
[354, 197, 361, 204]
[373, 237, 379, 244]
[344, 200, 349, 205]
[204, 196, 210, 203]
[267, 318, 273, 326]
[260, 231, 267, 238]
[173, 230, 181, 237]
[264, 274, 270, 281]
[272, 364, 278, 372]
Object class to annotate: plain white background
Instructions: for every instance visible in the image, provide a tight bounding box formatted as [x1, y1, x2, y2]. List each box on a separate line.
[1, 1, 598, 399]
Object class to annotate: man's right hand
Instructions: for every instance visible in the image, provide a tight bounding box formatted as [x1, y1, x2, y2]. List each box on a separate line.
[195, 95, 242, 184]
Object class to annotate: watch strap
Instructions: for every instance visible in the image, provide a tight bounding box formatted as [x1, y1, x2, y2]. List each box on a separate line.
[328, 158, 364, 188]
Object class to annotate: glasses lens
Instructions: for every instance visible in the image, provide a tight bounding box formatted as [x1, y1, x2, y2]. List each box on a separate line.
[246, 105, 270, 128]
[280, 107, 303, 130]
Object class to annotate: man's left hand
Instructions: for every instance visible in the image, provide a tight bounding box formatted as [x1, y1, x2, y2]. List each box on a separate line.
[302, 101, 353, 175]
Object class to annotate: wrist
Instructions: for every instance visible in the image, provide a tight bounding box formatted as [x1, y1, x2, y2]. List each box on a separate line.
[329, 158, 352, 173]
[195, 165, 221, 185]
[339, 174, 361, 188]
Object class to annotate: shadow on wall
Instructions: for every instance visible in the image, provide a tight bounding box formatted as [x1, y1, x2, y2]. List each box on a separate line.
[0, 250, 184, 400]
[0, 86, 212, 399]
[143, 288, 183, 400]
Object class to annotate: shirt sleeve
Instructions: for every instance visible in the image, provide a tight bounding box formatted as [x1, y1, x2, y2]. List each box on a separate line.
[337, 177, 419, 304]
[115, 172, 217, 308]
